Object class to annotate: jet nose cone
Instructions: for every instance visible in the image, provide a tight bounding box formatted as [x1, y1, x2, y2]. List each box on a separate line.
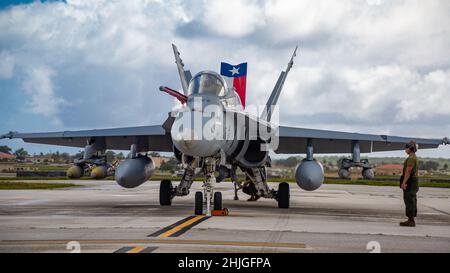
[172, 125, 224, 157]
[171, 98, 225, 157]
[174, 139, 223, 158]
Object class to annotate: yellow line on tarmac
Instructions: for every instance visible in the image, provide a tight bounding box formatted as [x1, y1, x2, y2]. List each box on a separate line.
[158, 215, 205, 238]
[126, 246, 146, 253]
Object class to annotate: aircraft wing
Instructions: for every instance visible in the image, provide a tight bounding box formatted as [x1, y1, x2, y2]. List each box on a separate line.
[275, 126, 448, 154]
[1, 125, 173, 152]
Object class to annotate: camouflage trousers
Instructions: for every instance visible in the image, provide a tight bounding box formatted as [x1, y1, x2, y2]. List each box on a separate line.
[403, 177, 419, 218]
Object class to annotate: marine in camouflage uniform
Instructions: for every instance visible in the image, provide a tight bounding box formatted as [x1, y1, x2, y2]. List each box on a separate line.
[400, 140, 419, 227]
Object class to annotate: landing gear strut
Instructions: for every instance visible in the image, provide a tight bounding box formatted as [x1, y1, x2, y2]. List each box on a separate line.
[192, 157, 224, 215]
[202, 157, 218, 216]
[230, 166, 241, 201]
[194, 191, 222, 215]
[160, 156, 224, 215]
[237, 166, 287, 208]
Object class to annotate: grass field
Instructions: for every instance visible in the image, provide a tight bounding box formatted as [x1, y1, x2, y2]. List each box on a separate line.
[0, 176, 95, 181]
[322, 179, 450, 188]
[16, 164, 69, 171]
[0, 181, 81, 190]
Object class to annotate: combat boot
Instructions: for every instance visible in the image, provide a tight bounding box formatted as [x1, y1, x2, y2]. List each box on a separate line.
[400, 218, 416, 227]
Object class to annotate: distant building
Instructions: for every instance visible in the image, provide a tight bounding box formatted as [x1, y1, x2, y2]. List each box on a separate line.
[24, 155, 55, 163]
[15, 165, 38, 172]
[0, 152, 16, 161]
[375, 164, 403, 176]
[268, 168, 283, 178]
[0, 160, 39, 173]
[0, 162, 16, 173]
[152, 156, 174, 168]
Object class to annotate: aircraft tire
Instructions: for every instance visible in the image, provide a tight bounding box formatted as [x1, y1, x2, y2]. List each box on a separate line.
[195, 191, 203, 215]
[214, 192, 222, 211]
[278, 182, 290, 209]
[159, 180, 172, 206]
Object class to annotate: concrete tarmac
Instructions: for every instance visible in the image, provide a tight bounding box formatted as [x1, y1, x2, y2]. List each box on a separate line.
[0, 180, 449, 253]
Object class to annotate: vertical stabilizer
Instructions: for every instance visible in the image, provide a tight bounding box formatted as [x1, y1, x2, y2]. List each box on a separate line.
[172, 44, 191, 95]
[261, 46, 298, 122]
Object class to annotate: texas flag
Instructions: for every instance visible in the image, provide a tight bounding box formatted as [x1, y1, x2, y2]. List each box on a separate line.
[220, 62, 247, 108]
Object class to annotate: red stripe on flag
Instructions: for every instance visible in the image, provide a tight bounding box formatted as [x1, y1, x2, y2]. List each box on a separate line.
[233, 76, 246, 108]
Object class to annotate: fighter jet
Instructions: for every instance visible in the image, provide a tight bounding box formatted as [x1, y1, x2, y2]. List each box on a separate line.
[2, 44, 448, 215]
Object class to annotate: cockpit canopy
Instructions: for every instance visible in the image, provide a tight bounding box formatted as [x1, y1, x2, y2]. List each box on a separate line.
[188, 71, 227, 97]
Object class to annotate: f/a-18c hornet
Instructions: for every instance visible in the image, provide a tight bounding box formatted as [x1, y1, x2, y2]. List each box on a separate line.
[2, 44, 449, 215]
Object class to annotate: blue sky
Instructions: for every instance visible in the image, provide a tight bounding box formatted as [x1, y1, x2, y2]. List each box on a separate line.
[0, 0, 449, 158]
[0, 0, 64, 10]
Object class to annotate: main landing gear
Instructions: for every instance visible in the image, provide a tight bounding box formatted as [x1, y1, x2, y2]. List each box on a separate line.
[238, 166, 290, 208]
[158, 156, 223, 216]
[158, 157, 291, 213]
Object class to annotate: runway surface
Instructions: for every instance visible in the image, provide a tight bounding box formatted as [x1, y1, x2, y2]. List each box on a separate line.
[0, 180, 449, 253]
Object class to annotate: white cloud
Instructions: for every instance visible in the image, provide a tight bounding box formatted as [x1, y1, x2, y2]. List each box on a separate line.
[276, 65, 450, 125]
[0, 0, 448, 151]
[21, 66, 65, 125]
[201, 0, 265, 38]
[0, 51, 15, 79]
[345, 0, 450, 68]
[264, 0, 352, 39]
[396, 69, 450, 121]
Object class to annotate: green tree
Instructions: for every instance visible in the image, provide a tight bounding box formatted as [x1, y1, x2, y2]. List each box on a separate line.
[427, 161, 439, 171]
[418, 161, 425, 170]
[159, 158, 178, 172]
[60, 152, 72, 163]
[116, 152, 125, 160]
[14, 148, 29, 160]
[276, 156, 299, 168]
[0, 145, 12, 154]
[51, 151, 60, 162]
[105, 151, 116, 162]
[444, 163, 448, 171]
[73, 151, 84, 160]
[420, 161, 439, 171]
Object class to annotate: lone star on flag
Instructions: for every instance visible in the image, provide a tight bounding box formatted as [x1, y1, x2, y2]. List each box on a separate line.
[229, 66, 240, 75]
[221, 62, 247, 108]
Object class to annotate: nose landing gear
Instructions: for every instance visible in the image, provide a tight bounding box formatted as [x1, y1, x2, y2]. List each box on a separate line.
[194, 191, 223, 215]
[159, 156, 224, 216]
[194, 191, 203, 215]
[194, 157, 222, 215]
[213, 192, 222, 211]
